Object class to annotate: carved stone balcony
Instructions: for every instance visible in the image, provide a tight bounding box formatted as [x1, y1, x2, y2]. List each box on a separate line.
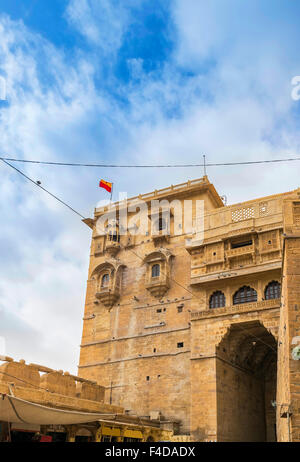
[190, 260, 282, 285]
[191, 298, 280, 321]
[105, 242, 121, 257]
[152, 233, 170, 246]
[145, 276, 170, 299]
[226, 244, 255, 259]
[95, 286, 120, 308]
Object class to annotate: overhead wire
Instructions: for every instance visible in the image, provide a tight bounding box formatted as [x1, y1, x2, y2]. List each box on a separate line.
[0, 158, 85, 219]
[0, 155, 300, 168]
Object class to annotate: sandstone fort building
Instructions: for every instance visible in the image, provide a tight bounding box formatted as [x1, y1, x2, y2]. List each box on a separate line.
[78, 176, 300, 442]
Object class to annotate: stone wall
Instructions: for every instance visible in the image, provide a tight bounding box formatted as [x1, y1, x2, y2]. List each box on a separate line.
[277, 197, 300, 441]
[0, 359, 111, 413]
[216, 358, 266, 442]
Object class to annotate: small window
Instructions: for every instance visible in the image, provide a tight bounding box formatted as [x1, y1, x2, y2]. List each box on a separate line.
[112, 231, 120, 243]
[153, 348, 156, 353]
[177, 342, 184, 348]
[156, 217, 167, 231]
[152, 264, 160, 278]
[231, 240, 252, 249]
[265, 281, 281, 300]
[101, 273, 110, 288]
[177, 306, 183, 313]
[209, 291, 225, 309]
[233, 286, 257, 305]
[146, 376, 150, 381]
[157, 309, 162, 313]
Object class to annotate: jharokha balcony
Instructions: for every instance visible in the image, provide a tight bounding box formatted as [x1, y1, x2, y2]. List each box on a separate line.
[145, 275, 170, 299]
[152, 232, 170, 246]
[104, 241, 121, 257]
[191, 298, 280, 321]
[226, 243, 255, 259]
[95, 283, 120, 308]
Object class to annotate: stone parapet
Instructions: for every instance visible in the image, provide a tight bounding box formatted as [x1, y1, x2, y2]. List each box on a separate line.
[191, 298, 280, 321]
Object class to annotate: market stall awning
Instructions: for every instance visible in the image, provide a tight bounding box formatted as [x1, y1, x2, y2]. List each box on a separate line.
[0, 394, 115, 425]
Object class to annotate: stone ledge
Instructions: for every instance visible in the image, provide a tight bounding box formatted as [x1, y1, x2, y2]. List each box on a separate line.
[79, 350, 191, 368]
[191, 298, 280, 321]
[144, 322, 166, 329]
[80, 326, 190, 347]
[190, 261, 282, 285]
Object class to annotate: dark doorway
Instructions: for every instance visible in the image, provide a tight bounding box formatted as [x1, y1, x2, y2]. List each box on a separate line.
[11, 431, 35, 442]
[46, 431, 67, 442]
[75, 435, 92, 442]
[216, 321, 277, 442]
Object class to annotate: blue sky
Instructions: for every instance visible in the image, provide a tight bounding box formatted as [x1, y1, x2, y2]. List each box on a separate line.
[0, 0, 300, 372]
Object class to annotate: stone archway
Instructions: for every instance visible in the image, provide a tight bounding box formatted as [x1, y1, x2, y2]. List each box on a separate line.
[75, 427, 94, 442]
[216, 320, 277, 442]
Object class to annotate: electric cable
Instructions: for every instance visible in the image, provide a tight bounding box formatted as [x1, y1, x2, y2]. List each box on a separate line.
[1, 155, 300, 168]
[0, 158, 85, 219]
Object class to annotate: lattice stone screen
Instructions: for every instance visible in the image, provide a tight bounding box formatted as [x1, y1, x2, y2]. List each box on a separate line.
[259, 202, 268, 216]
[231, 207, 255, 222]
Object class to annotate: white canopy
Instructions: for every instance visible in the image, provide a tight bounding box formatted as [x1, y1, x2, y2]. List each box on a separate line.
[0, 394, 115, 425]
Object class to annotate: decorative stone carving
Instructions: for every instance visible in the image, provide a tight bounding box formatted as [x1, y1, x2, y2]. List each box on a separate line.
[143, 249, 173, 299]
[91, 260, 125, 308]
[105, 241, 121, 257]
[152, 233, 170, 246]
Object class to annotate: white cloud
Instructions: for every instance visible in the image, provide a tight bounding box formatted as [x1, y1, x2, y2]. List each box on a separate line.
[65, 0, 130, 53]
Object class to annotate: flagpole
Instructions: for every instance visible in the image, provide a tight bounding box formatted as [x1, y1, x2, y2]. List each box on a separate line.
[110, 183, 114, 203]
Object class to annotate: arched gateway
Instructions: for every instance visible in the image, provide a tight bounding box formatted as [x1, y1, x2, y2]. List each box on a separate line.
[216, 321, 277, 442]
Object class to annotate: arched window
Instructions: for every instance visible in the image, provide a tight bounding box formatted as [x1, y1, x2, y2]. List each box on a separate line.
[108, 230, 120, 242]
[152, 264, 160, 278]
[157, 217, 166, 232]
[101, 273, 110, 288]
[112, 231, 120, 243]
[265, 281, 281, 300]
[233, 286, 257, 305]
[209, 291, 226, 309]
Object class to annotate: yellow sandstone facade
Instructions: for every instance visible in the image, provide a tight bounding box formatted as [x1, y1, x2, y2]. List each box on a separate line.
[79, 176, 300, 442]
[0, 357, 172, 442]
